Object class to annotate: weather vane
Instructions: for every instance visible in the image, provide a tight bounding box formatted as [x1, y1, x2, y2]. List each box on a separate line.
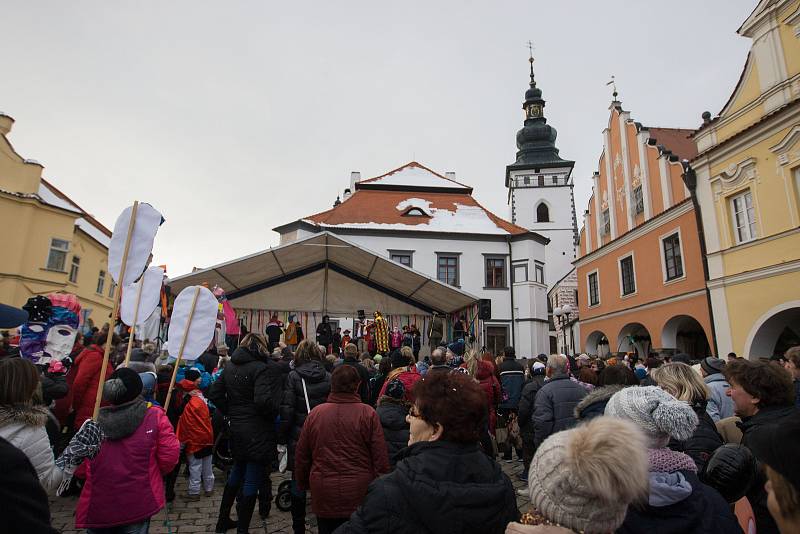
[527, 40, 535, 86]
[606, 75, 618, 99]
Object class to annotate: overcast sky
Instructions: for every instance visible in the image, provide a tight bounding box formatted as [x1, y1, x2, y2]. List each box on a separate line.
[4, 1, 754, 276]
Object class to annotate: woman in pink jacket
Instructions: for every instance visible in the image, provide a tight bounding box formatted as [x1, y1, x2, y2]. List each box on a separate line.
[76, 367, 180, 533]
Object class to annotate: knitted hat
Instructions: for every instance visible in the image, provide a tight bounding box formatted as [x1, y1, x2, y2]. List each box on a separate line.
[528, 416, 649, 533]
[700, 356, 725, 375]
[385, 379, 405, 400]
[185, 368, 202, 382]
[103, 367, 143, 405]
[604, 386, 698, 447]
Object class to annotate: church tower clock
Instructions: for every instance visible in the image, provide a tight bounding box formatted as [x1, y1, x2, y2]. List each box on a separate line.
[506, 56, 579, 289]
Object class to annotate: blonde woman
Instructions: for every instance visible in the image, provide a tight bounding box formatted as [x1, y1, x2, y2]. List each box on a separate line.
[651, 362, 723, 474]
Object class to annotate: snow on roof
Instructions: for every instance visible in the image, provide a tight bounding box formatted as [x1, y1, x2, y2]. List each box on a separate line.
[395, 198, 432, 213]
[357, 162, 470, 190]
[318, 202, 508, 235]
[38, 181, 112, 247]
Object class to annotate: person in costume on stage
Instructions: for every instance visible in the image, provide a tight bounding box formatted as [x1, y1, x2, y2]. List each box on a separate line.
[428, 313, 443, 349]
[373, 311, 389, 355]
[284, 314, 301, 350]
[316, 315, 333, 355]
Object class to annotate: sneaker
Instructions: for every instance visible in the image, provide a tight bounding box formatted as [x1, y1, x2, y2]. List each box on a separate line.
[504, 458, 515, 463]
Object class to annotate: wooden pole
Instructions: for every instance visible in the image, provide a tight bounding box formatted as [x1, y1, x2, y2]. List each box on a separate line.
[122, 276, 146, 367]
[163, 286, 201, 412]
[92, 201, 139, 421]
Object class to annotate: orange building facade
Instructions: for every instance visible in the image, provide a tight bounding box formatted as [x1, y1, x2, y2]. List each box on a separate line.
[575, 100, 714, 357]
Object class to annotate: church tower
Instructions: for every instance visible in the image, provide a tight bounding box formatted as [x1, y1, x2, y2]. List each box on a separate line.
[506, 56, 578, 289]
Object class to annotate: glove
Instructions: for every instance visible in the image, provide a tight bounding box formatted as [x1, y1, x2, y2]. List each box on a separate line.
[56, 419, 104, 470]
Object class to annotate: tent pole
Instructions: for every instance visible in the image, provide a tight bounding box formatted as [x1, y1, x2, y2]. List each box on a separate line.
[323, 262, 329, 317]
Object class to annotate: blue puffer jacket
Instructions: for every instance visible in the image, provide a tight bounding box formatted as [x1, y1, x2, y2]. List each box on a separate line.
[497, 358, 525, 410]
[703, 373, 734, 422]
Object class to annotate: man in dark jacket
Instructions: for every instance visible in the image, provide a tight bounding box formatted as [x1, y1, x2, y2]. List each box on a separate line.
[265, 315, 284, 351]
[725, 358, 797, 534]
[208, 336, 284, 532]
[342, 343, 371, 403]
[516, 360, 546, 481]
[497, 346, 525, 461]
[316, 316, 333, 353]
[533, 354, 588, 448]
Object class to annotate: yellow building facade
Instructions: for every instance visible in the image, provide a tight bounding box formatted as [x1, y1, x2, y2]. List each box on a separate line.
[0, 113, 114, 327]
[692, 0, 800, 358]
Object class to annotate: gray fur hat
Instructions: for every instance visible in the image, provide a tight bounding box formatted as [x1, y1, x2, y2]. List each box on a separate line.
[528, 416, 649, 533]
[604, 386, 698, 447]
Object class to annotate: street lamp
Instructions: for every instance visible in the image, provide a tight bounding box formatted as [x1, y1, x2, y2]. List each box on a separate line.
[553, 305, 574, 355]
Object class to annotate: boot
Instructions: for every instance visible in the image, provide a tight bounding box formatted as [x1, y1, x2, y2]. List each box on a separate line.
[258, 477, 272, 519]
[215, 483, 239, 533]
[236, 494, 258, 534]
[290, 491, 306, 534]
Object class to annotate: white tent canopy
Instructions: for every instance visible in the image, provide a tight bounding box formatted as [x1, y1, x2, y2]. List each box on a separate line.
[169, 232, 478, 315]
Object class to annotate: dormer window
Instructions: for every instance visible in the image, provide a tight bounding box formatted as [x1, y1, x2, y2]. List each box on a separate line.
[402, 207, 428, 217]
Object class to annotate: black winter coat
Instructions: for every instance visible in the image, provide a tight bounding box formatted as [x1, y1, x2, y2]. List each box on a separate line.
[376, 398, 409, 467]
[317, 323, 333, 346]
[497, 358, 525, 410]
[533, 374, 587, 447]
[739, 405, 798, 534]
[342, 358, 371, 403]
[668, 401, 723, 475]
[40, 371, 68, 405]
[617, 470, 742, 534]
[207, 346, 283, 463]
[0, 436, 59, 534]
[278, 360, 331, 469]
[334, 441, 519, 534]
[517, 373, 545, 442]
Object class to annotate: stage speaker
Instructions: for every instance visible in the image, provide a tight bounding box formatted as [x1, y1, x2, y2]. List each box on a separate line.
[478, 299, 492, 320]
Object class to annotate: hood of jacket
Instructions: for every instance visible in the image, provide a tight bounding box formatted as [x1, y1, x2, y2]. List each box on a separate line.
[98, 398, 148, 440]
[392, 440, 517, 532]
[231, 346, 263, 365]
[377, 399, 409, 430]
[475, 360, 494, 380]
[574, 384, 624, 419]
[703, 373, 727, 384]
[177, 379, 199, 393]
[648, 471, 693, 507]
[295, 360, 328, 383]
[0, 403, 48, 428]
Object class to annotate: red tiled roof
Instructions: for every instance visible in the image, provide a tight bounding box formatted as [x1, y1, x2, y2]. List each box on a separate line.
[304, 189, 528, 235]
[647, 127, 698, 161]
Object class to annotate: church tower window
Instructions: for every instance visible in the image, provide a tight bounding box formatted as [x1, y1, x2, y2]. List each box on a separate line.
[536, 203, 550, 223]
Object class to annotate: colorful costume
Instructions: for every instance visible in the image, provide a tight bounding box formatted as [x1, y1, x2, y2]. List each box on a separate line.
[373, 312, 389, 354]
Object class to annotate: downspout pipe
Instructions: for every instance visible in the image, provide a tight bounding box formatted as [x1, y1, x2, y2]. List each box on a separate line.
[506, 236, 516, 348]
[681, 162, 719, 356]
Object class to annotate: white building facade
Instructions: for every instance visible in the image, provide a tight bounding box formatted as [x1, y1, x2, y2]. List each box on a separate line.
[274, 162, 550, 357]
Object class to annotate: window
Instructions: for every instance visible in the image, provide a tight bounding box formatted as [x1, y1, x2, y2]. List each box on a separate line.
[69, 256, 80, 283]
[437, 254, 459, 286]
[534, 261, 545, 284]
[523, 176, 530, 185]
[536, 202, 550, 223]
[601, 209, 611, 236]
[46, 238, 69, 271]
[619, 255, 636, 296]
[551, 176, 558, 185]
[662, 232, 684, 281]
[403, 208, 426, 217]
[389, 251, 413, 268]
[537, 175, 545, 186]
[574, 289, 579, 307]
[588, 271, 599, 306]
[731, 191, 757, 244]
[485, 326, 508, 356]
[632, 185, 644, 214]
[485, 257, 506, 288]
[513, 264, 527, 283]
[108, 280, 116, 298]
[96, 270, 106, 294]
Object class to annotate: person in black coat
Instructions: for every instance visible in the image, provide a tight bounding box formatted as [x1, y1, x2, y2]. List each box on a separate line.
[0, 436, 59, 534]
[278, 340, 331, 534]
[316, 315, 333, 353]
[335, 372, 518, 534]
[516, 360, 546, 480]
[376, 379, 410, 468]
[533, 354, 588, 447]
[342, 343, 371, 403]
[208, 333, 284, 533]
[651, 363, 723, 475]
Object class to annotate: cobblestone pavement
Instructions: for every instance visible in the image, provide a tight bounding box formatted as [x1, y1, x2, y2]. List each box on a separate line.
[49, 456, 531, 533]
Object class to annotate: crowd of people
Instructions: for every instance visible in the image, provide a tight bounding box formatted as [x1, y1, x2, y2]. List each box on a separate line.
[1, 299, 799, 534]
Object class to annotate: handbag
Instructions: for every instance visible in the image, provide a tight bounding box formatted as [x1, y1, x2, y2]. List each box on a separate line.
[301, 378, 311, 414]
